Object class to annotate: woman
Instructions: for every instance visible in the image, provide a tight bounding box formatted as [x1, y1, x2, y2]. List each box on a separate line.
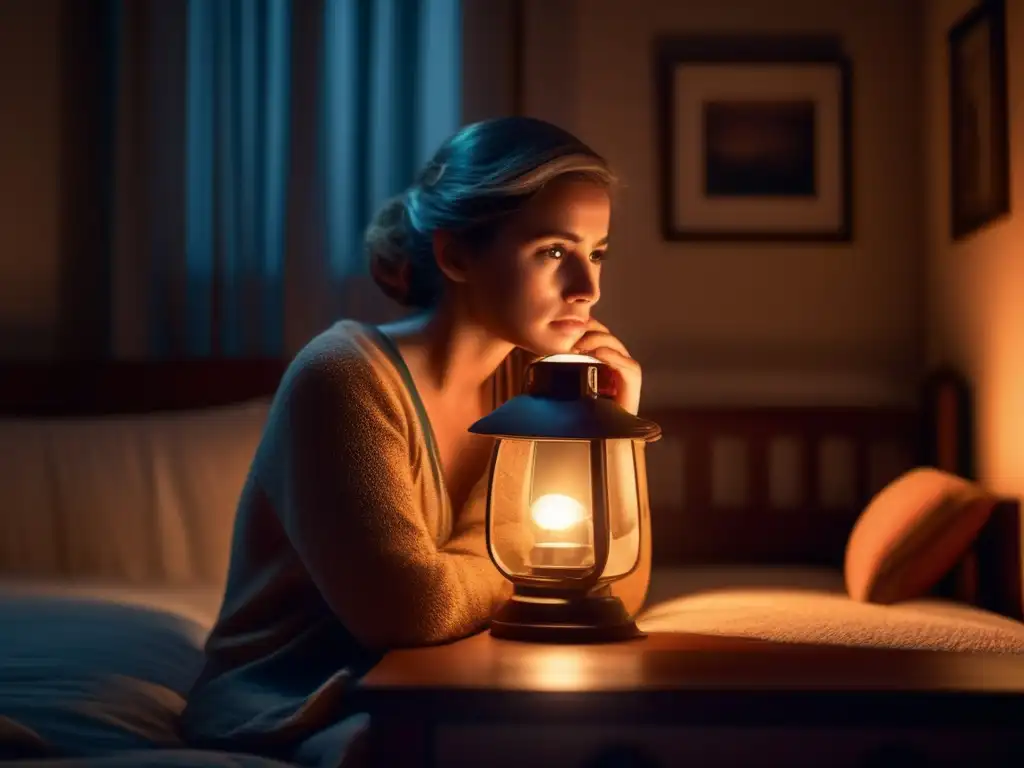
[181, 116, 649, 766]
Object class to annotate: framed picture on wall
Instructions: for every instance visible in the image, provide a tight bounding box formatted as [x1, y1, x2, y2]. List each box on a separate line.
[948, 0, 1010, 241]
[654, 36, 853, 242]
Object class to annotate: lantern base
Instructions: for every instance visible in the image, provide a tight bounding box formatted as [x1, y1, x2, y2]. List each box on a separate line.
[490, 590, 643, 644]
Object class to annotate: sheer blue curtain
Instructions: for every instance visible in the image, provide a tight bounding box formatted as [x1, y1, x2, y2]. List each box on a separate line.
[324, 0, 461, 280]
[108, 0, 461, 358]
[184, 0, 291, 357]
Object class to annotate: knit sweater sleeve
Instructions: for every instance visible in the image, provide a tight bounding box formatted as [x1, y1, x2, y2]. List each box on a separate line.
[259, 342, 510, 651]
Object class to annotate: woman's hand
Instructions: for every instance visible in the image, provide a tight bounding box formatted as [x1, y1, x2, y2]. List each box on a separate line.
[572, 318, 642, 416]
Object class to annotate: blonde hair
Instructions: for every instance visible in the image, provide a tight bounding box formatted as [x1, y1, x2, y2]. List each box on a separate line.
[366, 117, 616, 309]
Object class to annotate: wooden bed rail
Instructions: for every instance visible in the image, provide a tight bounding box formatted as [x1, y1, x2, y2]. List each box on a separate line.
[642, 405, 919, 567]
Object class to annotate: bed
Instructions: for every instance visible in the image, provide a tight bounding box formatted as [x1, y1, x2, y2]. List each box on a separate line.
[0, 361, 286, 766]
[637, 401, 1024, 652]
[0, 359, 1021, 766]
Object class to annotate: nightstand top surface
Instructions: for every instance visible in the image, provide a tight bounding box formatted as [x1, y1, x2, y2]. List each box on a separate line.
[355, 631, 1024, 725]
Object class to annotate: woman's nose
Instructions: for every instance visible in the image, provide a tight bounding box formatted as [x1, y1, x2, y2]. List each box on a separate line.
[562, 260, 600, 304]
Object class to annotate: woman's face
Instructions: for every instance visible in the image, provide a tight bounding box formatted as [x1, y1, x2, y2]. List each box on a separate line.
[464, 178, 611, 356]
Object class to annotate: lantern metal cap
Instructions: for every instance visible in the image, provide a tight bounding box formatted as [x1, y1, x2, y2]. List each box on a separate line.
[470, 355, 662, 441]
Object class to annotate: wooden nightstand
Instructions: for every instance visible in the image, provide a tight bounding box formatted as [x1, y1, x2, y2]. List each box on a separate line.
[355, 631, 1024, 768]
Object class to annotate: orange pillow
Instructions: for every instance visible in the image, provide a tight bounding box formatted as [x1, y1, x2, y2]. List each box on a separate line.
[845, 468, 998, 604]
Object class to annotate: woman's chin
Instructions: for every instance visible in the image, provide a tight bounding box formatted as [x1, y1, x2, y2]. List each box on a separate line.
[522, 336, 577, 358]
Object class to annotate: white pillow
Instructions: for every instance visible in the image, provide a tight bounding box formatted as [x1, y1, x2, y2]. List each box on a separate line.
[0, 399, 270, 585]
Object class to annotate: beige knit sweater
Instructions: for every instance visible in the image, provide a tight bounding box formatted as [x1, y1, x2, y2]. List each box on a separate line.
[181, 320, 649, 761]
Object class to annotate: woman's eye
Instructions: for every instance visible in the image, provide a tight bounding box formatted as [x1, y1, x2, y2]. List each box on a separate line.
[539, 244, 605, 262]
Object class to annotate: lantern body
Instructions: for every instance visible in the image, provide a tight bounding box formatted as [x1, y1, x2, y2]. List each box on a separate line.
[487, 437, 648, 591]
[469, 353, 660, 643]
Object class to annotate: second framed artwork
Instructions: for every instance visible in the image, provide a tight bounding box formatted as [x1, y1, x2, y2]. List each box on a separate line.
[948, 0, 1010, 241]
[654, 37, 853, 242]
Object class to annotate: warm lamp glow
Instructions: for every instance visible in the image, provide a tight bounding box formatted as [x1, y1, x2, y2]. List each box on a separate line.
[526, 650, 589, 689]
[541, 353, 601, 364]
[527, 491, 593, 571]
[525, 649, 643, 689]
[530, 493, 587, 531]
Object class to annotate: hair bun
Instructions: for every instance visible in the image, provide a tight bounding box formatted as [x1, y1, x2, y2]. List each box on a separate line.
[365, 195, 415, 306]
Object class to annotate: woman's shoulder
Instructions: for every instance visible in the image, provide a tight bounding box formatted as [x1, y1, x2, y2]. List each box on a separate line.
[279, 320, 403, 410]
[249, 321, 416, 492]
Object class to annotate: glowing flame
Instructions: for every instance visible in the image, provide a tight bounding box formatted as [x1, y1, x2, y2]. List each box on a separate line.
[530, 493, 587, 531]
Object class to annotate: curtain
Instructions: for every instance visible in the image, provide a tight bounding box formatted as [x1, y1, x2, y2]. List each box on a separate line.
[108, 0, 461, 358]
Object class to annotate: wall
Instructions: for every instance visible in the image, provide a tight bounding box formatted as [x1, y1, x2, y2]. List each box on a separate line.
[0, 0, 929, 411]
[923, 0, 1024, 498]
[0, 0, 63, 357]
[461, 0, 517, 123]
[522, 0, 927, 406]
[0, 0, 109, 359]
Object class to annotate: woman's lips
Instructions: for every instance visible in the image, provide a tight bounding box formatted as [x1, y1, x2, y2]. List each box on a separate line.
[549, 318, 587, 334]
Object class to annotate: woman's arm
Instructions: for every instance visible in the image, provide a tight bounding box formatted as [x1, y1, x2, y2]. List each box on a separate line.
[262, 348, 509, 651]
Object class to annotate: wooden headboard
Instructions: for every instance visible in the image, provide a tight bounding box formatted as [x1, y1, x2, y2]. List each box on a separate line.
[642, 405, 919, 568]
[0, 359, 288, 416]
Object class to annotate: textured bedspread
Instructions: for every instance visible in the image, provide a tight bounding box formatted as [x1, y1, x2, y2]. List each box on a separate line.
[0, 589, 299, 766]
[639, 566, 1024, 653]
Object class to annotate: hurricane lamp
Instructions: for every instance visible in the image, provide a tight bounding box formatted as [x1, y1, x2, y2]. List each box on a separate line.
[469, 353, 661, 643]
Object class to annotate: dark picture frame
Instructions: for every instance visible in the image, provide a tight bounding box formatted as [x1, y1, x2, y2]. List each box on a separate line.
[654, 36, 853, 242]
[948, 0, 1011, 241]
